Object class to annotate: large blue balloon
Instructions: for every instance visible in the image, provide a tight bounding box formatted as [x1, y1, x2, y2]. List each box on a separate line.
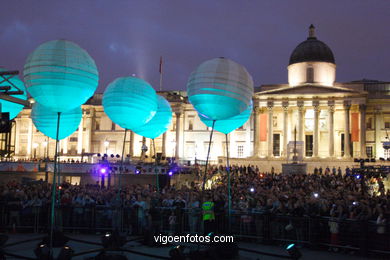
[199, 102, 253, 134]
[132, 95, 172, 139]
[103, 76, 157, 130]
[31, 103, 82, 140]
[0, 68, 27, 119]
[23, 40, 99, 112]
[187, 57, 253, 120]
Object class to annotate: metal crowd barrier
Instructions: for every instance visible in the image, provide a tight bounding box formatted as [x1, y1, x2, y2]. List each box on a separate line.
[0, 203, 389, 254]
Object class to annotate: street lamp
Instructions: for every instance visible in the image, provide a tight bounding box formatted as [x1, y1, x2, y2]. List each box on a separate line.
[33, 143, 38, 159]
[104, 140, 109, 155]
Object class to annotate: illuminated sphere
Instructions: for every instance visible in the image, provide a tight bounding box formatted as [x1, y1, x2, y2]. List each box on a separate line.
[187, 57, 253, 120]
[31, 103, 82, 140]
[23, 40, 99, 112]
[133, 95, 172, 139]
[0, 68, 27, 119]
[103, 76, 157, 130]
[200, 101, 252, 134]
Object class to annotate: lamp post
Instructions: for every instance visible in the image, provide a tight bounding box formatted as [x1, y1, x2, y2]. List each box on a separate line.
[32, 143, 38, 159]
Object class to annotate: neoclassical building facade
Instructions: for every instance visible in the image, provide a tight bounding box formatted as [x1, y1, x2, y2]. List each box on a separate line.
[8, 26, 390, 168]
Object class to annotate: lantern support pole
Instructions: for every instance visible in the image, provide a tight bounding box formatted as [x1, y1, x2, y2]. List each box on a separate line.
[152, 138, 160, 192]
[225, 133, 232, 233]
[49, 112, 61, 253]
[202, 120, 216, 192]
[118, 128, 127, 231]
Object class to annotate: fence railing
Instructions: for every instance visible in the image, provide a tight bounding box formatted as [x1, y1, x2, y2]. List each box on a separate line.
[1, 204, 389, 254]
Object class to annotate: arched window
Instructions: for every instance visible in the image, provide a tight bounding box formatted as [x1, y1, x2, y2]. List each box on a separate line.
[306, 66, 314, 83]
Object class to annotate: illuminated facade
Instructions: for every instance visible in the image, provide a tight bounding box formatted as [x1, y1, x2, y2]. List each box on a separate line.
[10, 25, 390, 170]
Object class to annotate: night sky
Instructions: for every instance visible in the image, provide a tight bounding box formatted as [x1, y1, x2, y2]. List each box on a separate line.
[1, 0, 389, 92]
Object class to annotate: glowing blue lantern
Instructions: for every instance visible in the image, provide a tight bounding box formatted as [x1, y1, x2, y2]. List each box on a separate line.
[187, 57, 254, 120]
[31, 103, 82, 140]
[0, 68, 27, 119]
[132, 95, 172, 139]
[199, 101, 252, 134]
[103, 76, 157, 130]
[23, 40, 99, 112]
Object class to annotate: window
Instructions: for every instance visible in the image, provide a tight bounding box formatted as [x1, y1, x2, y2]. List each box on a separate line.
[273, 134, 280, 156]
[385, 118, 390, 129]
[188, 116, 194, 130]
[385, 149, 390, 159]
[366, 117, 372, 129]
[111, 122, 116, 131]
[366, 147, 373, 158]
[273, 116, 277, 127]
[95, 120, 100, 130]
[69, 137, 78, 142]
[305, 135, 313, 157]
[237, 145, 244, 158]
[306, 66, 314, 83]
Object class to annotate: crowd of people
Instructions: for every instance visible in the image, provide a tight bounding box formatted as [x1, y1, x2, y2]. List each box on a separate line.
[0, 164, 389, 251]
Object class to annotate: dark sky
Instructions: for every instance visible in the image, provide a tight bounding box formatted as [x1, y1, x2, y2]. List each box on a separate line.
[1, 0, 389, 92]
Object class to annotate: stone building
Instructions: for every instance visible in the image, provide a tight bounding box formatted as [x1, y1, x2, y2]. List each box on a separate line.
[9, 25, 390, 171]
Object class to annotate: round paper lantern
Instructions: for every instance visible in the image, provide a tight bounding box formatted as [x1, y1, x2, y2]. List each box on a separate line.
[187, 57, 254, 120]
[31, 103, 82, 140]
[132, 95, 172, 139]
[23, 39, 99, 112]
[200, 101, 253, 134]
[103, 76, 157, 130]
[0, 68, 27, 119]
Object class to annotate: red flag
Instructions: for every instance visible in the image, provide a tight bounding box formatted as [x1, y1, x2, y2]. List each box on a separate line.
[159, 56, 163, 74]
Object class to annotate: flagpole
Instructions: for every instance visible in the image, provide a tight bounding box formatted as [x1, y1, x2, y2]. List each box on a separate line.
[159, 56, 163, 91]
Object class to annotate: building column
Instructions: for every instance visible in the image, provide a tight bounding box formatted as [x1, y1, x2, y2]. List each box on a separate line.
[175, 111, 182, 160]
[297, 100, 304, 142]
[77, 116, 84, 154]
[328, 101, 335, 157]
[14, 118, 20, 155]
[162, 132, 167, 157]
[253, 106, 260, 157]
[129, 131, 134, 157]
[282, 101, 289, 157]
[27, 119, 33, 157]
[245, 120, 251, 157]
[85, 109, 93, 153]
[267, 101, 274, 157]
[313, 101, 320, 157]
[374, 107, 382, 158]
[344, 101, 351, 158]
[360, 104, 367, 158]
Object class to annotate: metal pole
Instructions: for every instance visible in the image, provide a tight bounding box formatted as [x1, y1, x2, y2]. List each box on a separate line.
[225, 133, 231, 233]
[118, 129, 127, 194]
[202, 120, 216, 192]
[49, 112, 61, 253]
[152, 138, 159, 192]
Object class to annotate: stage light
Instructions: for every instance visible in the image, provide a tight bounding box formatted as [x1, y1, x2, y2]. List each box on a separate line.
[57, 246, 73, 260]
[249, 187, 255, 193]
[34, 243, 52, 260]
[313, 193, 319, 198]
[286, 243, 302, 259]
[169, 245, 186, 260]
[97, 153, 101, 157]
[135, 169, 140, 174]
[168, 171, 173, 176]
[356, 175, 361, 179]
[101, 231, 126, 249]
[116, 154, 120, 158]
[100, 168, 107, 174]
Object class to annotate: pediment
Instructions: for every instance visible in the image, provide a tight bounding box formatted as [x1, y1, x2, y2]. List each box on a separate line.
[256, 84, 364, 96]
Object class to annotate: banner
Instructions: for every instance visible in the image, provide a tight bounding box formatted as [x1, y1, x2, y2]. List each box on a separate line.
[0, 162, 39, 172]
[351, 112, 359, 142]
[260, 113, 267, 141]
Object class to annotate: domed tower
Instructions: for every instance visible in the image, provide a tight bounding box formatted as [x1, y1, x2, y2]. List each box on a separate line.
[288, 25, 336, 87]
